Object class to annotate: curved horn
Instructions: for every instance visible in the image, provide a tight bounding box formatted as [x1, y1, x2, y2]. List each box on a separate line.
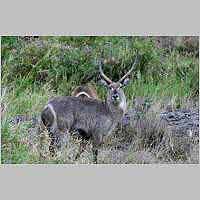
[99, 59, 113, 84]
[118, 51, 140, 83]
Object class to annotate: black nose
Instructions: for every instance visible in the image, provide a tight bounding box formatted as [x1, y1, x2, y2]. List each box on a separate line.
[112, 93, 119, 99]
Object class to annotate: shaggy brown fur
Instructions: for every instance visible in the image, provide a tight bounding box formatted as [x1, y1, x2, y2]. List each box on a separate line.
[71, 84, 98, 99]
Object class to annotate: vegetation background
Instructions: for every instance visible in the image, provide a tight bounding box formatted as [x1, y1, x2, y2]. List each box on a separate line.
[1, 36, 199, 164]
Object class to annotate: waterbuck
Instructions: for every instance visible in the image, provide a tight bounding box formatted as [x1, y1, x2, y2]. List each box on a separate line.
[72, 84, 99, 99]
[41, 52, 140, 163]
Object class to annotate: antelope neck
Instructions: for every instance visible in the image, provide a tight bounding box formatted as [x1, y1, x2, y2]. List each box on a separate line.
[106, 99, 124, 122]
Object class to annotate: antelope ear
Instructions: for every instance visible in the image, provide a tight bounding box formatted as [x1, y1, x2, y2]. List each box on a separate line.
[121, 77, 130, 87]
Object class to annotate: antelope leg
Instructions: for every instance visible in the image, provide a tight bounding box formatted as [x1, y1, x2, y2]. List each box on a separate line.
[92, 134, 103, 164]
[92, 147, 98, 164]
[75, 139, 88, 160]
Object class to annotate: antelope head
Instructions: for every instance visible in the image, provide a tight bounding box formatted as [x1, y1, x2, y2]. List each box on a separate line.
[99, 51, 140, 112]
